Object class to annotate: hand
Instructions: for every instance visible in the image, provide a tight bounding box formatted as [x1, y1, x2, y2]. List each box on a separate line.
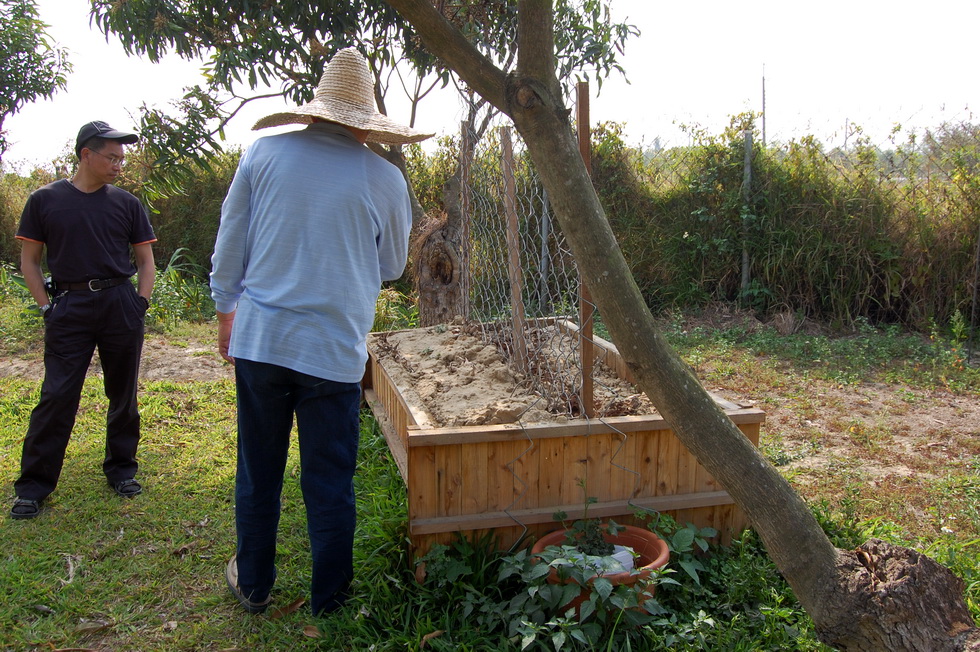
[217, 310, 236, 365]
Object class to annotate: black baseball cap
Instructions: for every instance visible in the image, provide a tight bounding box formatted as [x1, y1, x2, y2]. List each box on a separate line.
[75, 120, 139, 157]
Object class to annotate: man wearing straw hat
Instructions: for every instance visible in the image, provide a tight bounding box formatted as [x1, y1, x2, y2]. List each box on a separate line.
[211, 47, 432, 616]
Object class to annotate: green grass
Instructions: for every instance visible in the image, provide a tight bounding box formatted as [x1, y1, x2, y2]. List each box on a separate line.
[0, 377, 423, 651]
[1, 292, 978, 649]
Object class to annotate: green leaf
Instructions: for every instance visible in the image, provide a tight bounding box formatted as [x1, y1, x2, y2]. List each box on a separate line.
[678, 559, 703, 584]
[550, 630, 567, 651]
[591, 576, 613, 601]
[670, 527, 696, 552]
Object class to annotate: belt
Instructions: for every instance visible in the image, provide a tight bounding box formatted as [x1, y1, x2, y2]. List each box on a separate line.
[54, 277, 129, 292]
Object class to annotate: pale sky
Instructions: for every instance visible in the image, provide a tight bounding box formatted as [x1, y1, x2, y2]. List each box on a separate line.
[4, 0, 978, 169]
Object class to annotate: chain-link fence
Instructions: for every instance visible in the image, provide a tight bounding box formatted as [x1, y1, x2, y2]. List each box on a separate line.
[460, 123, 609, 418]
[433, 98, 980, 413]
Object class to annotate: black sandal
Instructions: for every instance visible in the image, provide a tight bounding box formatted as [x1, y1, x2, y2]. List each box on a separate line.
[110, 478, 142, 497]
[10, 497, 41, 520]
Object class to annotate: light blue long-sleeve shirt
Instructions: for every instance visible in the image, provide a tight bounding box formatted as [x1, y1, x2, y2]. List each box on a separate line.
[210, 123, 412, 382]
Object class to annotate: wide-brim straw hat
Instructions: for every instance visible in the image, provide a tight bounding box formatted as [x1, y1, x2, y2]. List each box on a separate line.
[253, 48, 434, 146]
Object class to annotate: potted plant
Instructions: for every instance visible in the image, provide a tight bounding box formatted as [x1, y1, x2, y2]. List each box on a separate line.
[528, 500, 671, 618]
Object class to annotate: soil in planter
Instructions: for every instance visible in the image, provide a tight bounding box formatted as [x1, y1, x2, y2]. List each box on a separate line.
[369, 321, 657, 428]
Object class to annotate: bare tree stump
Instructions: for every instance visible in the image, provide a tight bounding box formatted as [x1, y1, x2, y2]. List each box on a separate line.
[819, 539, 980, 651]
[413, 174, 467, 326]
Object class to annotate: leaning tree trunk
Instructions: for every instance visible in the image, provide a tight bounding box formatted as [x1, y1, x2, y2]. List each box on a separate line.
[386, 1, 980, 649]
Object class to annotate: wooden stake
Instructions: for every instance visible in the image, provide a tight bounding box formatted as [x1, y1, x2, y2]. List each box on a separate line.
[577, 81, 595, 418]
[500, 126, 529, 374]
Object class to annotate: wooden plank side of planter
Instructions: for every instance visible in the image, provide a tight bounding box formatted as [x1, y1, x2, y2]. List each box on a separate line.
[363, 388, 409, 483]
[560, 434, 588, 510]
[364, 333, 766, 559]
[586, 434, 614, 503]
[365, 353, 420, 444]
[399, 424, 764, 553]
[404, 422, 758, 533]
[486, 439, 528, 515]
[409, 489, 737, 535]
[656, 428, 681, 496]
[461, 440, 490, 517]
[403, 408, 765, 446]
[536, 435, 565, 509]
[609, 431, 638, 505]
[407, 445, 439, 525]
[437, 443, 463, 520]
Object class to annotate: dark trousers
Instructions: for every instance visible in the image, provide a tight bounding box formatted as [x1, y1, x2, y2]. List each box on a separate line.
[15, 283, 147, 501]
[233, 359, 361, 616]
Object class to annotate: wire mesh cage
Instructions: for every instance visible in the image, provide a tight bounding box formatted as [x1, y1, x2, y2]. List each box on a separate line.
[455, 119, 646, 421]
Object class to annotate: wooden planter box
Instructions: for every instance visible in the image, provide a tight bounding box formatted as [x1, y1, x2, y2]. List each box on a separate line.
[363, 325, 765, 557]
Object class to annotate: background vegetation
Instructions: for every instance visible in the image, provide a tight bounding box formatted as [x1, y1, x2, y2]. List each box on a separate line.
[2, 117, 978, 335]
[590, 116, 980, 330]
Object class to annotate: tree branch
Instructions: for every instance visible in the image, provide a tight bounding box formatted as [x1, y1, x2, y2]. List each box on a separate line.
[385, 0, 509, 115]
[517, 0, 557, 97]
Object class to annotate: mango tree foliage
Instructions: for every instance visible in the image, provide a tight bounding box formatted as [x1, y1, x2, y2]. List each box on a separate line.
[0, 0, 72, 161]
[90, 0, 636, 198]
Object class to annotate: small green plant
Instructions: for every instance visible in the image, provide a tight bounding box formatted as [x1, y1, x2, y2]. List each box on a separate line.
[146, 248, 215, 330]
[950, 309, 968, 344]
[649, 513, 716, 585]
[553, 495, 622, 557]
[495, 543, 664, 650]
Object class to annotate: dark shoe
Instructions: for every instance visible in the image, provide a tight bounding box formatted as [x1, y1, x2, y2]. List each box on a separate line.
[110, 478, 142, 497]
[10, 497, 42, 520]
[226, 556, 271, 614]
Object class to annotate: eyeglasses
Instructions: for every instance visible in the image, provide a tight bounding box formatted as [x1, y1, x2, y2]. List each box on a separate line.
[89, 149, 126, 167]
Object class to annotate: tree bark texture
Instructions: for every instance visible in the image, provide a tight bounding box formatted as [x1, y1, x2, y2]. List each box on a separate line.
[412, 174, 466, 326]
[825, 540, 980, 651]
[385, 1, 980, 648]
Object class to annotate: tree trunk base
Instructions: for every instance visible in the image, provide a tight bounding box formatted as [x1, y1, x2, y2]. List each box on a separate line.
[818, 539, 980, 651]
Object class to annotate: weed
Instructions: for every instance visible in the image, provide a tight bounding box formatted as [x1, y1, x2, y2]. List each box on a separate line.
[146, 248, 215, 330]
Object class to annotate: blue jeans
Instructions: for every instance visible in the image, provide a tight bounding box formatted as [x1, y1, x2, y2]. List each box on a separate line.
[233, 359, 361, 615]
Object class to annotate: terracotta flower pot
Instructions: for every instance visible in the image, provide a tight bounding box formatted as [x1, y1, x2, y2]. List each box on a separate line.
[530, 524, 670, 616]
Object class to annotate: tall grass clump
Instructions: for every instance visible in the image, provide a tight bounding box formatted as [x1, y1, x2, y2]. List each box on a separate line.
[589, 122, 662, 301]
[373, 287, 420, 332]
[147, 248, 216, 331]
[752, 129, 901, 324]
[0, 262, 43, 350]
[591, 117, 980, 329]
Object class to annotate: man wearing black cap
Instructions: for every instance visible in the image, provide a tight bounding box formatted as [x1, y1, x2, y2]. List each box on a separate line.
[9, 121, 156, 520]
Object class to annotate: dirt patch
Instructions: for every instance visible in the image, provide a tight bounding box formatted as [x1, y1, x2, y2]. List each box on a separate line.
[369, 321, 655, 427]
[766, 381, 980, 481]
[138, 339, 232, 382]
[0, 338, 233, 382]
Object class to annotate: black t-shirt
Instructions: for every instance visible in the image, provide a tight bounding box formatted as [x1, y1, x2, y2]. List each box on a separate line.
[16, 179, 156, 282]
